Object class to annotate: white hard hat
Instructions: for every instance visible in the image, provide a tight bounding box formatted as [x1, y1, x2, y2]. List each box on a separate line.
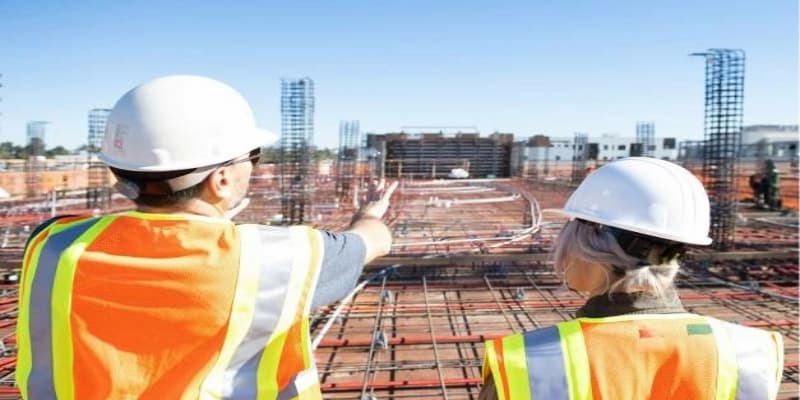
[546, 157, 712, 245]
[100, 75, 276, 172]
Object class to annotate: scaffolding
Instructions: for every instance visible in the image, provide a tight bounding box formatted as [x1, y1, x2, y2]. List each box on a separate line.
[526, 135, 551, 180]
[336, 120, 360, 202]
[280, 77, 315, 225]
[86, 109, 111, 210]
[0, 74, 3, 140]
[692, 49, 745, 250]
[636, 121, 655, 157]
[24, 121, 48, 198]
[570, 132, 588, 184]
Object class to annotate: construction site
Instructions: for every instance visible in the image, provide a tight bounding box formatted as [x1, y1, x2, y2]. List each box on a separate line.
[0, 50, 798, 399]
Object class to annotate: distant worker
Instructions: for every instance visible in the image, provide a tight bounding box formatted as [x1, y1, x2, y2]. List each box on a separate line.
[764, 159, 782, 210]
[480, 158, 783, 400]
[749, 172, 764, 207]
[17, 75, 397, 399]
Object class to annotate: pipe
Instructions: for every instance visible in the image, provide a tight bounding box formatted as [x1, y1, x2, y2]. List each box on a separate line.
[311, 264, 399, 349]
[321, 377, 483, 392]
[318, 333, 502, 347]
[317, 318, 797, 348]
[317, 290, 766, 314]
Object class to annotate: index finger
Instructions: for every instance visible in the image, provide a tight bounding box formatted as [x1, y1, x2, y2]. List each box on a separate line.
[381, 181, 399, 201]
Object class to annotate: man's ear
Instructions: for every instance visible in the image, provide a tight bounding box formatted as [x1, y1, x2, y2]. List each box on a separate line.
[205, 167, 232, 200]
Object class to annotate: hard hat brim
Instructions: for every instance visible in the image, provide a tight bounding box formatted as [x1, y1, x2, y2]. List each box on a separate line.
[542, 208, 713, 246]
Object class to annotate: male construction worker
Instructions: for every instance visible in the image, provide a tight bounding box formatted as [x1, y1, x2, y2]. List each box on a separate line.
[17, 75, 397, 399]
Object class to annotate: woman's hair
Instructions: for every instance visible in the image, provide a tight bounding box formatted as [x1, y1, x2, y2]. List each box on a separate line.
[551, 219, 680, 300]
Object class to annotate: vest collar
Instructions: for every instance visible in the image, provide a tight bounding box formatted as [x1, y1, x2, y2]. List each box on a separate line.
[576, 292, 686, 318]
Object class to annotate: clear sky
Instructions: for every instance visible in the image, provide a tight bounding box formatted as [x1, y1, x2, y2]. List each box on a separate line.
[0, 1, 797, 150]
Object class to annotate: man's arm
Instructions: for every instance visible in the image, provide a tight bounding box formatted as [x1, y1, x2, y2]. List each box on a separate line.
[310, 181, 398, 309]
[310, 231, 366, 309]
[346, 181, 397, 263]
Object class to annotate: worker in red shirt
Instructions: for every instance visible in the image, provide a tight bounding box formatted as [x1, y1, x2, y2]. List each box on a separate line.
[17, 75, 397, 399]
[480, 158, 783, 400]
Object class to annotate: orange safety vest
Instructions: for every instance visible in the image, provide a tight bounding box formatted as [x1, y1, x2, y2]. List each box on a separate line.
[483, 313, 783, 400]
[17, 211, 324, 399]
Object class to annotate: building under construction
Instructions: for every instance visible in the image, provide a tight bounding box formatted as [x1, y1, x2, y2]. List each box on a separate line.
[367, 130, 514, 179]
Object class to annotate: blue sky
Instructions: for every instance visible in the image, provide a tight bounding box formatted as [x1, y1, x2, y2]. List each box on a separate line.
[1, 1, 797, 150]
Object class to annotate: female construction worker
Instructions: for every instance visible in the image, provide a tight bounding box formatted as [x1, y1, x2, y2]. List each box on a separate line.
[17, 75, 397, 399]
[480, 158, 783, 400]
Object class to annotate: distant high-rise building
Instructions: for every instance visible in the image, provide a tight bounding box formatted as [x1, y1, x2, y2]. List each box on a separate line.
[281, 78, 315, 148]
[88, 109, 111, 151]
[635, 121, 656, 157]
[26, 121, 49, 156]
[279, 77, 315, 224]
[336, 120, 360, 199]
[0, 73, 4, 137]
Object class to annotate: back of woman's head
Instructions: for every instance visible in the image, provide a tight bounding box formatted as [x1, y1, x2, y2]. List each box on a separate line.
[552, 219, 682, 300]
[546, 158, 713, 300]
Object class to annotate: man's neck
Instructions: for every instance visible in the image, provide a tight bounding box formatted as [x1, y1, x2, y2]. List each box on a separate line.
[136, 198, 225, 218]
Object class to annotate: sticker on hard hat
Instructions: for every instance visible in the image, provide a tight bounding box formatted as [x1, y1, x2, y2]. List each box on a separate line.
[113, 125, 128, 152]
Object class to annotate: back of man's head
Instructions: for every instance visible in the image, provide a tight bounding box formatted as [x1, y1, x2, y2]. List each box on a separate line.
[99, 75, 276, 206]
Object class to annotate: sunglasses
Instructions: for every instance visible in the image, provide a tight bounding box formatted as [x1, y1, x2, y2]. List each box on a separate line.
[224, 148, 262, 167]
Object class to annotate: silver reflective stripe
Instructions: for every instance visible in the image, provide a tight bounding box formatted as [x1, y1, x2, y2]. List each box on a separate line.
[27, 218, 97, 399]
[277, 368, 318, 400]
[226, 226, 297, 399]
[523, 326, 569, 399]
[723, 322, 781, 400]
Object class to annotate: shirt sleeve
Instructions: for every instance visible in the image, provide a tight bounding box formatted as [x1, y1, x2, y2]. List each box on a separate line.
[310, 230, 367, 309]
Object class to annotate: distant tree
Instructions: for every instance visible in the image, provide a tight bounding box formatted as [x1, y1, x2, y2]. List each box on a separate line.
[313, 148, 335, 161]
[46, 146, 72, 157]
[24, 137, 46, 157]
[259, 146, 336, 163]
[260, 146, 280, 163]
[0, 142, 14, 159]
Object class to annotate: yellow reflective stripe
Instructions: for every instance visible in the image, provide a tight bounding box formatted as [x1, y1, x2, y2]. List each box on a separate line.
[257, 329, 290, 398]
[51, 216, 117, 400]
[771, 332, 784, 399]
[483, 340, 508, 400]
[199, 225, 262, 400]
[502, 334, 531, 400]
[17, 217, 93, 399]
[557, 320, 593, 400]
[482, 341, 493, 380]
[707, 318, 737, 400]
[255, 226, 313, 398]
[16, 229, 51, 399]
[299, 228, 323, 366]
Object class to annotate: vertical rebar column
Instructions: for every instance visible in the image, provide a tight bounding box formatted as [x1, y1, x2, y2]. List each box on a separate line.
[692, 49, 745, 250]
[570, 133, 588, 184]
[280, 77, 315, 225]
[87, 109, 111, 210]
[25, 121, 48, 199]
[529, 135, 551, 180]
[336, 120, 360, 201]
[0, 74, 3, 141]
[636, 121, 655, 157]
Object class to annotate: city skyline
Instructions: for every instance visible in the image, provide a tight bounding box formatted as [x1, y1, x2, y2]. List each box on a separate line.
[0, 1, 796, 150]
